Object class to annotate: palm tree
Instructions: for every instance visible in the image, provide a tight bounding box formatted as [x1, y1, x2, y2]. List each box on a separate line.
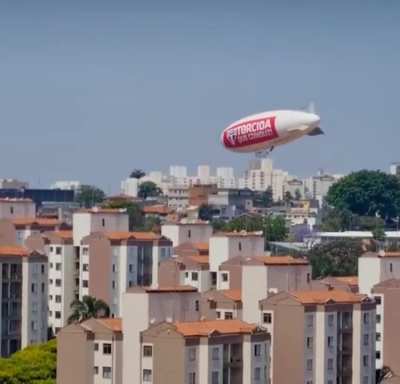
[68, 295, 110, 323]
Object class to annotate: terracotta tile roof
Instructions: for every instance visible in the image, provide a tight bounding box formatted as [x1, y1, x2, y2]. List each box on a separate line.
[192, 243, 209, 252]
[142, 204, 171, 215]
[98, 318, 122, 332]
[187, 255, 209, 265]
[221, 289, 242, 302]
[0, 198, 33, 203]
[333, 276, 358, 286]
[51, 230, 73, 240]
[256, 256, 309, 266]
[174, 320, 257, 337]
[105, 231, 163, 241]
[144, 285, 197, 293]
[291, 290, 367, 305]
[0, 245, 30, 257]
[11, 217, 62, 227]
[362, 251, 400, 258]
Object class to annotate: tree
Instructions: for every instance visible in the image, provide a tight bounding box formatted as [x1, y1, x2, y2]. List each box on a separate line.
[307, 239, 364, 278]
[143, 216, 161, 232]
[254, 187, 273, 208]
[102, 200, 144, 230]
[319, 206, 353, 231]
[138, 181, 162, 199]
[0, 339, 56, 384]
[130, 169, 146, 179]
[264, 215, 289, 242]
[294, 189, 302, 201]
[198, 204, 214, 221]
[75, 185, 105, 208]
[68, 296, 110, 324]
[284, 191, 293, 207]
[326, 170, 400, 223]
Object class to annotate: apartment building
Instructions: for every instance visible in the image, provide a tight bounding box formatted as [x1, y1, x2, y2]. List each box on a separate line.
[371, 279, 400, 376]
[44, 230, 75, 335]
[57, 317, 123, 384]
[166, 186, 189, 212]
[0, 216, 67, 246]
[359, 251, 400, 294]
[209, 231, 265, 274]
[161, 221, 213, 247]
[122, 286, 202, 384]
[0, 245, 48, 356]
[72, 208, 129, 246]
[260, 290, 376, 384]
[79, 231, 173, 315]
[241, 256, 312, 323]
[0, 198, 35, 220]
[140, 320, 270, 384]
[202, 289, 242, 320]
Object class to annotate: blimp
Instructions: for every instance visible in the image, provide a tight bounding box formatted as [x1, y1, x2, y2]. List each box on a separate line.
[221, 109, 323, 155]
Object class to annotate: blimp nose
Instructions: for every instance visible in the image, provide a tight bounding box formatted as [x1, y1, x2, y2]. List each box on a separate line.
[306, 113, 320, 127]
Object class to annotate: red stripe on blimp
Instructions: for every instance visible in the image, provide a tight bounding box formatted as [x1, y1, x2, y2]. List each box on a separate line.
[223, 116, 278, 149]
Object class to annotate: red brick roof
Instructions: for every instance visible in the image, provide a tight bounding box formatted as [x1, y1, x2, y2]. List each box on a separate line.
[0, 245, 30, 257]
[175, 320, 257, 337]
[291, 290, 367, 305]
[98, 318, 122, 332]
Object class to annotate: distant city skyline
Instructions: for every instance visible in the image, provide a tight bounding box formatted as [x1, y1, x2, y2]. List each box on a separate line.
[1, 0, 399, 191]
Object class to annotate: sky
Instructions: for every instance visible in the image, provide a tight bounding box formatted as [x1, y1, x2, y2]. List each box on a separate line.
[0, 0, 399, 193]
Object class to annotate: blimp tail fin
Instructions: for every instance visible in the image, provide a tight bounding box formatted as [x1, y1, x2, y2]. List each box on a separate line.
[307, 127, 324, 136]
[306, 101, 316, 114]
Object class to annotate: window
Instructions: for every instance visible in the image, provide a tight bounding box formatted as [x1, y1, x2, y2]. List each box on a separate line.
[306, 359, 313, 371]
[55, 311, 61, 319]
[254, 367, 261, 381]
[376, 351, 381, 359]
[306, 314, 313, 328]
[307, 273, 311, 283]
[327, 336, 334, 348]
[102, 367, 112, 379]
[216, 311, 221, 319]
[185, 272, 189, 278]
[55, 247, 62, 255]
[112, 281, 116, 289]
[143, 345, 152, 357]
[82, 280, 88, 288]
[195, 300, 199, 311]
[363, 355, 369, 367]
[187, 229, 191, 239]
[82, 247, 89, 255]
[31, 283, 36, 293]
[112, 264, 116, 273]
[189, 372, 196, 384]
[55, 295, 62, 303]
[390, 263, 393, 273]
[94, 343, 99, 351]
[212, 347, 219, 361]
[376, 333, 381, 342]
[363, 334, 369, 346]
[49, 295, 53, 301]
[221, 273, 228, 282]
[224, 312, 233, 320]
[103, 343, 112, 354]
[10, 206, 14, 214]
[82, 264, 89, 272]
[101, 218, 105, 227]
[238, 242, 242, 251]
[306, 337, 313, 349]
[128, 280, 133, 287]
[254, 344, 261, 356]
[41, 264, 45, 274]
[363, 313, 369, 325]
[129, 264, 133, 273]
[211, 371, 219, 384]
[50, 246, 54, 253]
[374, 296, 382, 305]
[94, 366, 99, 375]
[327, 358, 333, 370]
[363, 377, 369, 384]
[49, 263, 53, 269]
[376, 314, 381, 324]
[263, 312, 272, 324]
[328, 314, 334, 327]
[189, 347, 196, 361]
[191, 272, 198, 281]
[55, 279, 62, 287]
[55, 263, 62, 271]
[143, 369, 152, 382]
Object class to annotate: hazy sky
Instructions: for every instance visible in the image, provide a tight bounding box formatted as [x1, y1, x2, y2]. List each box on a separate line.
[1, 0, 399, 192]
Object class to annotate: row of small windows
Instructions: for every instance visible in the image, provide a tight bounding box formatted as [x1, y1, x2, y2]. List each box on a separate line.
[94, 342, 112, 354]
[94, 366, 112, 379]
[49, 246, 63, 255]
